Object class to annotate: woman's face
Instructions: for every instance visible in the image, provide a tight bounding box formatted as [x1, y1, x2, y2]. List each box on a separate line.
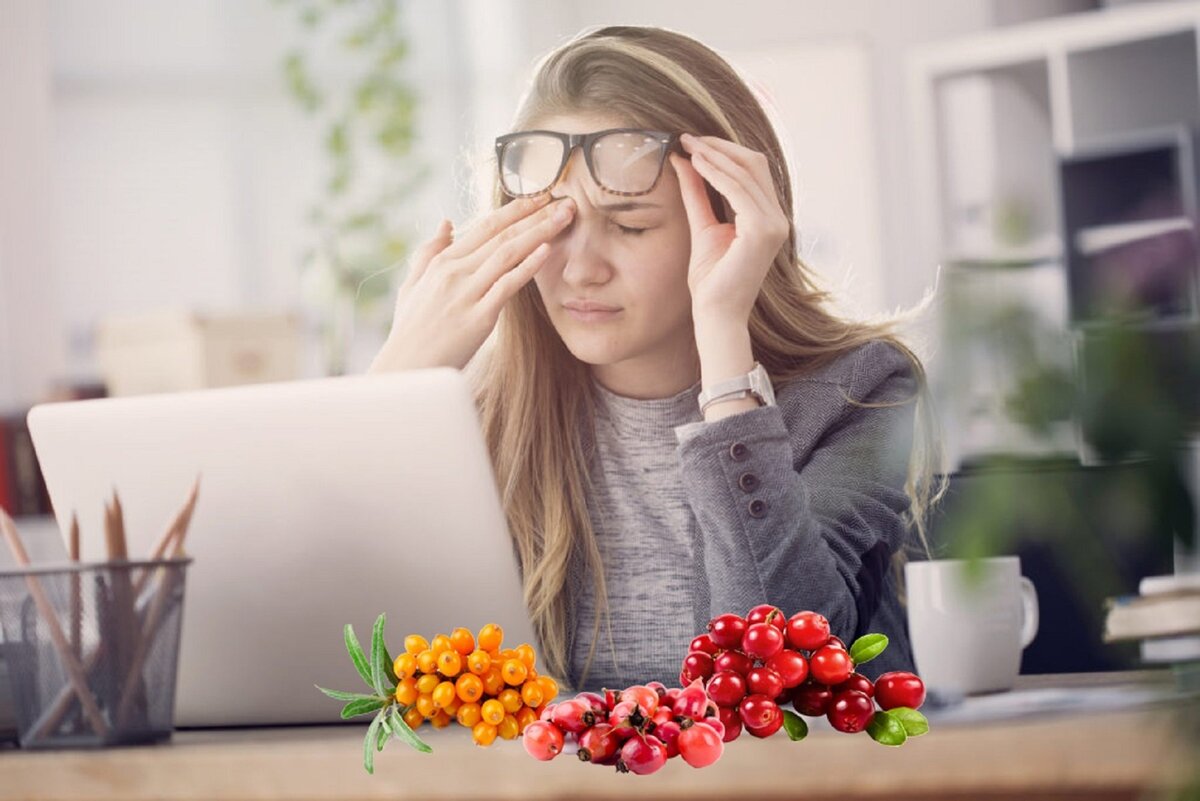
[529, 114, 696, 378]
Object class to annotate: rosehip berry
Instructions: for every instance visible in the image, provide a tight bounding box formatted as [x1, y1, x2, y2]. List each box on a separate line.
[681, 650, 716, 683]
[737, 693, 780, 731]
[672, 678, 709, 720]
[690, 633, 720, 656]
[619, 685, 659, 717]
[742, 622, 785, 660]
[654, 719, 683, 757]
[664, 687, 682, 705]
[650, 705, 674, 729]
[522, 720, 565, 761]
[833, 672, 875, 698]
[713, 649, 755, 676]
[617, 734, 668, 775]
[645, 681, 668, 700]
[677, 719, 725, 767]
[746, 603, 786, 631]
[827, 689, 874, 733]
[575, 692, 607, 716]
[706, 670, 748, 707]
[875, 671, 926, 710]
[785, 610, 831, 651]
[708, 613, 748, 650]
[551, 699, 594, 733]
[790, 680, 834, 717]
[538, 702, 557, 722]
[607, 699, 644, 738]
[809, 645, 854, 685]
[576, 722, 621, 765]
[745, 666, 785, 700]
[765, 649, 809, 688]
[700, 715, 725, 740]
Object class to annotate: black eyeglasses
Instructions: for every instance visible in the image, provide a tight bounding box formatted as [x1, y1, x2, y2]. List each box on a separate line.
[494, 128, 683, 198]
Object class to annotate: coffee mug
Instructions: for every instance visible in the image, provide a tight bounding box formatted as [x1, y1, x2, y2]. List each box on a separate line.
[904, 556, 1039, 695]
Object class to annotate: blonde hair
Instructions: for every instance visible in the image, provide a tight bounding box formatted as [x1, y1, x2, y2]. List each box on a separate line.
[464, 25, 946, 691]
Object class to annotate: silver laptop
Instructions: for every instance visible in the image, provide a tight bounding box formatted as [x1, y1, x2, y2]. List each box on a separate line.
[25, 368, 537, 726]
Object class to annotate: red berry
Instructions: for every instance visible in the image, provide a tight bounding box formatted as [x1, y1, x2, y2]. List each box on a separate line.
[827, 689, 874, 733]
[737, 693, 780, 732]
[673, 677, 709, 720]
[875, 671, 926, 710]
[809, 645, 854, 685]
[713, 649, 754, 676]
[790, 680, 834, 717]
[576, 722, 621, 765]
[708, 613, 748, 650]
[650, 706, 673, 728]
[522, 720, 565, 760]
[551, 699, 594, 733]
[619, 685, 659, 717]
[607, 700, 644, 738]
[664, 687, 682, 704]
[700, 715, 725, 740]
[717, 704, 743, 742]
[746, 603, 786, 631]
[833, 672, 875, 699]
[677, 719, 725, 767]
[645, 681, 668, 700]
[689, 633, 720, 656]
[745, 666, 785, 700]
[654, 719, 683, 757]
[827, 635, 847, 650]
[706, 670, 748, 707]
[538, 702, 558, 722]
[617, 734, 668, 775]
[745, 712, 784, 738]
[742, 623, 785, 661]
[575, 692, 607, 715]
[785, 611, 831, 651]
[681, 651, 715, 683]
[765, 649, 809, 688]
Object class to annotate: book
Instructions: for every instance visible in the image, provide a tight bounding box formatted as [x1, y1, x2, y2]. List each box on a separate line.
[1103, 590, 1200, 641]
[1139, 572, 1200, 597]
[1141, 634, 1200, 663]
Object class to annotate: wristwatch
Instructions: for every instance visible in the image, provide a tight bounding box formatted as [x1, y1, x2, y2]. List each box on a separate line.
[697, 362, 776, 415]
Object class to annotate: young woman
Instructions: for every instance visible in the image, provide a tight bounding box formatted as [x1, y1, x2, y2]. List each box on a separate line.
[369, 25, 944, 694]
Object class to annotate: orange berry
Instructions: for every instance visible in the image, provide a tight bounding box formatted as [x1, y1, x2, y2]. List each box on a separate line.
[393, 652, 418, 679]
[450, 627, 476, 656]
[444, 696, 462, 716]
[437, 650, 463, 677]
[481, 666, 505, 696]
[515, 643, 536, 670]
[501, 658, 528, 686]
[467, 650, 492, 676]
[415, 694, 436, 719]
[497, 688, 523, 715]
[394, 677, 418, 706]
[478, 623, 503, 652]
[497, 714, 519, 740]
[416, 649, 438, 674]
[415, 673, 440, 696]
[480, 698, 505, 725]
[536, 675, 559, 702]
[431, 709, 453, 728]
[456, 672, 484, 703]
[456, 702, 482, 728]
[402, 706, 424, 730]
[499, 648, 519, 662]
[516, 706, 538, 733]
[432, 680, 457, 709]
[404, 634, 429, 656]
[430, 634, 453, 655]
[472, 721, 497, 746]
[520, 680, 544, 708]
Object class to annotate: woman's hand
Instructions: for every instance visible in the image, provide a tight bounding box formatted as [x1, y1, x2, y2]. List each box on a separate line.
[368, 193, 577, 373]
[669, 134, 790, 328]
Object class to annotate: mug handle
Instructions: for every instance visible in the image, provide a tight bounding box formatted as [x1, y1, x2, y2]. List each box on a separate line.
[1019, 576, 1040, 649]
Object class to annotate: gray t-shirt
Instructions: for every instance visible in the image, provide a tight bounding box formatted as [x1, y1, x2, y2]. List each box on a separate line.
[564, 340, 919, 693]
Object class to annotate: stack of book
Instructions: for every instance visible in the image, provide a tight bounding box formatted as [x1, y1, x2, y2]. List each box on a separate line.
[1103, 572, 1200, 664]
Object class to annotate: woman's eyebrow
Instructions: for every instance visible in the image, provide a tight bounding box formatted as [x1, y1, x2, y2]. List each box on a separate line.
[594, 200, 661, 211]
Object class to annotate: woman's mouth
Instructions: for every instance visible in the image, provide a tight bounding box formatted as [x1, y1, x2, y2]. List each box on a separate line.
[563, 300, 622, 322]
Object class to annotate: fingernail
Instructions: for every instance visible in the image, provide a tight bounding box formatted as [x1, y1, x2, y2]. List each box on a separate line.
[554, 199, 575, 221]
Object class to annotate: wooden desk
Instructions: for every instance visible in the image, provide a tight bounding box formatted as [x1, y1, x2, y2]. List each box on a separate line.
[1, 671, 1196, 801]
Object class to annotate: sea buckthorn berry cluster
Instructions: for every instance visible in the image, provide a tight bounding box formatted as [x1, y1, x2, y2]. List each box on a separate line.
[682, 605, 931, 746]
[392, 623, 559, 747]
[520, 679, 726, 774]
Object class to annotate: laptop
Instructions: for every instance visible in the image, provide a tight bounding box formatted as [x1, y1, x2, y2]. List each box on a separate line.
[25, 368, 537, 726]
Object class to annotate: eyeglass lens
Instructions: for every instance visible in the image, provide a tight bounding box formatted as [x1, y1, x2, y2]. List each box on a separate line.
[500, 131, 666, 196]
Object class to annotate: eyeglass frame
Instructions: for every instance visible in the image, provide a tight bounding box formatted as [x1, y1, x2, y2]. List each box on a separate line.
[494, 127, 684, 198]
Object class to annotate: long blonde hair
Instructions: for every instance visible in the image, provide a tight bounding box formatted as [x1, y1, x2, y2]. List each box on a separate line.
[464, 25, 946, 691]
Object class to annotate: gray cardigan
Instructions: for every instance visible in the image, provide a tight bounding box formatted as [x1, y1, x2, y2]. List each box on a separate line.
[565, 339, 920, 692]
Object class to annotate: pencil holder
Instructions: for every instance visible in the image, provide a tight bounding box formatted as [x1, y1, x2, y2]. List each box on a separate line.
[0, 557, 191, 748]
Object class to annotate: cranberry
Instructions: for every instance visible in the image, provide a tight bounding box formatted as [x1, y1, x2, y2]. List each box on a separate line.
[827, 689, 874, 733]
[713, 649, 755, 676]
[706, 670, 748, 707]
[681, 650, 715, 683]
[742, 622, 785, 660]
[677, 719, 725, 767]
[690, 633, 720, 656]
[746, 603, 786, 631]
[745, 711, 784, 738]
[717, 704, 743, 742]
[827, 635, 847, 650]
[737, 693, 780, 731]
[708, 613, 748, 650]
[790, 680, 834, 716]
[785, 610, 831, 651]
[617, 734, 668, 775]
[522, 720, 565, 760]
[875, 671, 926, 711]
[576, 722, 621, 764]
[765, 649, 809, 688]
[809, 645, 854, 685]
[745, 666, 785, 700]
[833, 672, 875, 699]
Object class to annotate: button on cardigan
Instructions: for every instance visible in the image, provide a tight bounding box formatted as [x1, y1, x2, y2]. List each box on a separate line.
[564, 339, 920, 693]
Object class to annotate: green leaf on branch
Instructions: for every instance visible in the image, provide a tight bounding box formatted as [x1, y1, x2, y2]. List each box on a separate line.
[389, 704, 433, 753]
[369, 613, 391, 697]
[782, 710, 809, 741]
[888, 706, 930, 737]
[849, 633, 889, 665]
[363, 711, 382, 774]
[344, 624, 373, 690]
[341, 697, 386, 719]
[866, 710, 908, 746]
[315, 685, 380, 703]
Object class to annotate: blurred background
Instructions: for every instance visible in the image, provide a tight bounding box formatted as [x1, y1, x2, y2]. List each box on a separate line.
[1, 0, 1198, 675]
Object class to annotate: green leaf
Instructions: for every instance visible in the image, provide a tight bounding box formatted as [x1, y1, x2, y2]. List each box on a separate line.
[866, 710, 908, 746]
[782, 710, 808, 741]
[342, 697, 386, 719]
[377, 711, 392, 751]
[388, 702, 433, 753]
[315, 685, 380, 703]
[888, 706, 930, 737]
[344, 624, 374, 690]
[363, 711, 382, 774]
[850, 633, 889, 665]
[370, 613, 390, 696]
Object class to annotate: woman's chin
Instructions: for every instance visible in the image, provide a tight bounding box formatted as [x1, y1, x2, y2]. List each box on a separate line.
[559, 333, 627, 367]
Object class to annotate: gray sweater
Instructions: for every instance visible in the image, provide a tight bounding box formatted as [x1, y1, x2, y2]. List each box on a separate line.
[565, 339, 918, 693]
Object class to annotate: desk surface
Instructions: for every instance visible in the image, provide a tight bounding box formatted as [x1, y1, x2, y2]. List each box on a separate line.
[1, 671, 1196, 801]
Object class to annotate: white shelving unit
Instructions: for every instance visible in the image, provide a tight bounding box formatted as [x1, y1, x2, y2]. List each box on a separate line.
[907, 1, 1200, 470]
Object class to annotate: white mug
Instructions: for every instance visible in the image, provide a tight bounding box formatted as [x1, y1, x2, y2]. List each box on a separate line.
[904, 556, 1039, 695]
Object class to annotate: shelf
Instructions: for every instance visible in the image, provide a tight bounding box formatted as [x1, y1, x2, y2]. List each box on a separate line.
[1076, 216, 1195, 257]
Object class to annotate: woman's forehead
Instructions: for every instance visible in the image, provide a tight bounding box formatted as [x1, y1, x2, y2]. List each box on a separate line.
[528, 112, 638, 133]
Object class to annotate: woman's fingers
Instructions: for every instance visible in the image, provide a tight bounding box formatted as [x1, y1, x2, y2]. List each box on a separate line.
[470, 198, 575, 295]
[479, 241, 552, 316]
[681, 135, 775, 218]
[685, 135, 778, 206]
[670, 152, 719, 237]
[441, 193, 551, 260]
[403, 219, 454, 288]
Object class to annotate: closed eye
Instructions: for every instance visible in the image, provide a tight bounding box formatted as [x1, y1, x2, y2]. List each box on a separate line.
[613, 222, 649, 236]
